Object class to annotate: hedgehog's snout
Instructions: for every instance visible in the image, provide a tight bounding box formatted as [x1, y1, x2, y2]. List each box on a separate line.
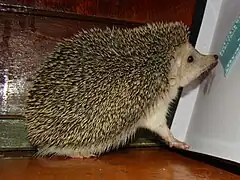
[208, 54, 218, 70]
[198, 54, 219, 82]
[213, 54, 218, 60]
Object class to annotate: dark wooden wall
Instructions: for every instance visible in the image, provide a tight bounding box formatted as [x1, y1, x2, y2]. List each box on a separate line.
[0, 0, 196, 25]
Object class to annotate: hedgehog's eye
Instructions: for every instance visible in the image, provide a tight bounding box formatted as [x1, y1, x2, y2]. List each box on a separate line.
[187, 56, 194, 63]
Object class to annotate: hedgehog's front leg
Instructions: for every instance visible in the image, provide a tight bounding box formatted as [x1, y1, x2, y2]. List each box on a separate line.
[160, 124, 190, 150]
[146, 122, 190, 150]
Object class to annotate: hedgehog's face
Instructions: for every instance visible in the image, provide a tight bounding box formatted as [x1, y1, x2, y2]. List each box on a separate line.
[171, 42, 218, 87]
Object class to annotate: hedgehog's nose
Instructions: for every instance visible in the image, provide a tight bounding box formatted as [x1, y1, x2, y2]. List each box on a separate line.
[213, 54, 218, 60]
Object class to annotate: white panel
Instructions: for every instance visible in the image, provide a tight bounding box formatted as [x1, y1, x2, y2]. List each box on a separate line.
[171, 0, 224, 141]
[185, 0, 240, 163]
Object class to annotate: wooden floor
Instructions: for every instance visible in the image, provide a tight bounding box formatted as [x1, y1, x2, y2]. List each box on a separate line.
[0, 148, 238, 180]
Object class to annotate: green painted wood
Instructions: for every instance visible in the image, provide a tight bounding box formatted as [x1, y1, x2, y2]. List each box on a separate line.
[0, 119, 32, 150]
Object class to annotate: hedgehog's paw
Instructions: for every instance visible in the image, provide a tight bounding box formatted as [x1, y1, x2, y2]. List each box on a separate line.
[169, 138, 190, 150]
[69, 154, 96, 159]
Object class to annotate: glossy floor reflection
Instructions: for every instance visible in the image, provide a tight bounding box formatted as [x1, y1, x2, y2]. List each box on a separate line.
[0, 148, 238, 180]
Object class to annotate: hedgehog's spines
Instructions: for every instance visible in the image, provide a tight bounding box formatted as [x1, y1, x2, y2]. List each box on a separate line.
[25, 21, 190, 157]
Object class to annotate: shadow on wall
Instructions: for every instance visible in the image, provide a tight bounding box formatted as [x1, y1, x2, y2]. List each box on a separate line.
[181, 71, 217, 98]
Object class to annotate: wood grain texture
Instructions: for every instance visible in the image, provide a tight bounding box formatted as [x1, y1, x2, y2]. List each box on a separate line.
[0, 148, 238, 180]
[0, 0, 196, 25]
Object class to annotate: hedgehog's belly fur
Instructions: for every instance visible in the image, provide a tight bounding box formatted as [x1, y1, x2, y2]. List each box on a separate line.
[32, 96, 170, 157]
[36, 124, 138, 157]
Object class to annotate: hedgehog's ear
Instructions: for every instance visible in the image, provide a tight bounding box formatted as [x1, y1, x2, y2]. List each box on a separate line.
[173, 46, 184, 68]
[176, 57, 182, 67]
[169, 58, 180, 86]
[169, 56, 182, 85]
[177, 58, 181, 66]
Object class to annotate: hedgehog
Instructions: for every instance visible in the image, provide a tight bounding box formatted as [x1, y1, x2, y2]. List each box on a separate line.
[24, 21, 218, 158]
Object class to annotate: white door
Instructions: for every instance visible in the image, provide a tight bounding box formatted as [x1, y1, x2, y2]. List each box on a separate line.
[171, 0, 240, 163]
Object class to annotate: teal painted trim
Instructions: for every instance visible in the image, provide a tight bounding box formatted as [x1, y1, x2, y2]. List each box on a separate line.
[219, 15, 240, 77]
